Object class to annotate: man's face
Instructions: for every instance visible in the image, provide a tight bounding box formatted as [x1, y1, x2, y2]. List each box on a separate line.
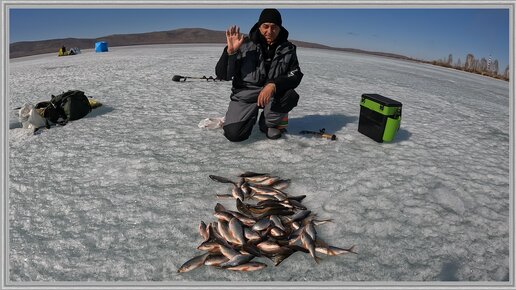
[259, 22, 281, 44]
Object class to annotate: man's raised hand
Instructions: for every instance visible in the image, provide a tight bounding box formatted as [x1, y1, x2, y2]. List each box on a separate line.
[226, 25, 244, 55]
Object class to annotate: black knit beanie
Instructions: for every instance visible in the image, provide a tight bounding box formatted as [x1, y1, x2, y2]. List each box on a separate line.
[258, 9, 282, 26]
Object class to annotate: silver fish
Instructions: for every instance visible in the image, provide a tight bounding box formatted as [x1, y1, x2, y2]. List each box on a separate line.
[257, 241, 282, 253]
[268, 226, 287, 238]
[195, 173, 356, 272]
[227, 210, 256, 226]
[247, 204, 288, 215]
[288, 232, 301, 246]
[177, 252, 210, 273]
[215, 202, 254, 225]
[286, 210, 312, 224]
[231, 184, 245, 201]
[315, 245, 357, 256]
[236, 198, 255, 218]
[290, 221, 313, 242]
[197, 240, 221, 253]
[284, 199, 307, 210]
[273, 194, 288, 202]
[225, 262, 267, 271]
[199, 221, 209, 242]
[255, 209, 295, 220]
[241, 243, 262, 257]
[209, 222, 230, 247]
[236, 177, 245, 188]
[215, 209, 254, 227]
[244, 228, 262, 243]
[228, 217, 246, 245]
[240, 182, 252, 198]
[264, 245, 300, 257]
[208, 221, 218, 233]
[264, 245, 308, 266]
[290, 221, 301, 231]
[217, 220, 239, 245]
[271, 179, 291, 190]
[300, 231, 320, 264]
[256, 199, 290, 207]
[244, 175, 272, 183]
[219, 243, 240, 259]
[209, 175, 236, 184]
[214, 211, 234, 223]
[269, 215, 286, 232]
[305, 221, 317, 241]
[248, 176, 282, 186]
[219, 253, 254, 268]
[252, 218, 271, 231]
[238, 171, 269, 177]
[250, 193, 279, 202]
[204, 255, 229, 267]
[248, 184, 288, 200]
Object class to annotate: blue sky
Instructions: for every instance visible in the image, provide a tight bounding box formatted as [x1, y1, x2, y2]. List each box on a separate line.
[9, 8, 510, 70]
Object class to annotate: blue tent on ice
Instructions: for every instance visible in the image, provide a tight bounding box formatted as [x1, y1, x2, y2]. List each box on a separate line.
[95, 41, 108, 53]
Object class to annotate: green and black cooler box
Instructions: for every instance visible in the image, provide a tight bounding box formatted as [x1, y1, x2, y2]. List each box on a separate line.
[358, 94, 402, 142]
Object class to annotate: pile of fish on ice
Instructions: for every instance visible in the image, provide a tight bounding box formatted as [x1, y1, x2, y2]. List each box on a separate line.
[177, 172, 357, 273]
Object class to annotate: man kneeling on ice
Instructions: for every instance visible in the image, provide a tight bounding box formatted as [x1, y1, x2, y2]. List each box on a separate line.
[216, 8, 303, 141]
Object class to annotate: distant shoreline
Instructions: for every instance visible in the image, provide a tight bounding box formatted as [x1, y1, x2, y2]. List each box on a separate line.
[9, 28, 509, 81]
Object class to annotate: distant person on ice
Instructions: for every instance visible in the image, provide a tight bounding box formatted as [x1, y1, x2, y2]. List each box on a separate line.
[216, 8, 303, 141]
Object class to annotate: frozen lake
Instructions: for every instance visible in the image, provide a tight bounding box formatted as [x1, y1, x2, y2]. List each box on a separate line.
[7, 44, 510, 283]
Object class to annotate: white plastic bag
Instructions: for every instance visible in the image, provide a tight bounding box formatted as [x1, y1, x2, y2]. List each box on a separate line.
[19, 103, 33, 129]
[19, 103, 46, 130]
[198, 117, 225, 129]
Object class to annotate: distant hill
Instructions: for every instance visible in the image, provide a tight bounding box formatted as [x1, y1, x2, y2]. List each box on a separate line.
[9, 28, 413, 61]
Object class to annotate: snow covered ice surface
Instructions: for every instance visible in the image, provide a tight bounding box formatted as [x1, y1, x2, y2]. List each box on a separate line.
[7, 44, 510, 282]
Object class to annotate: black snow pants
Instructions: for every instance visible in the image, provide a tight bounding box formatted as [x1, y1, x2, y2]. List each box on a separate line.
[223, 89, 299, 142]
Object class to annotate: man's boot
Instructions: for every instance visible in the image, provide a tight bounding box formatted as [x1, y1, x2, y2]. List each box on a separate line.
[267, 127, 282, 139]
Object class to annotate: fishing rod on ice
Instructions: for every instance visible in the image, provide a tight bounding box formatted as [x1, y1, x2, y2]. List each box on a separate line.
[172, 75, 224, 82]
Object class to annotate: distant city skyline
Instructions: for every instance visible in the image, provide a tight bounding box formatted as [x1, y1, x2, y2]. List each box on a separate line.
[8, 7, 511, 70]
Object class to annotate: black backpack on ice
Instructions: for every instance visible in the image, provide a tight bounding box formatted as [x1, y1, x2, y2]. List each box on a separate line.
[38, 90, 92, 126]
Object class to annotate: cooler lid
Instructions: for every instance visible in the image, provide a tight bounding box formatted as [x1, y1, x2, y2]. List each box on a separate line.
[361, 94, 402, 107]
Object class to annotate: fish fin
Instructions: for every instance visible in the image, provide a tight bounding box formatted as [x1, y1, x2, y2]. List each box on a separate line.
[209, 174, 236, 185]
[199, 221, 209, 241]
[348, 245, 358, 254]
[214, 203, 226, 212]
[314, 255, 323, 264]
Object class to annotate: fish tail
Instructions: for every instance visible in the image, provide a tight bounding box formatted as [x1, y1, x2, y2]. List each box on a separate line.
[209, 175, 236, 185]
